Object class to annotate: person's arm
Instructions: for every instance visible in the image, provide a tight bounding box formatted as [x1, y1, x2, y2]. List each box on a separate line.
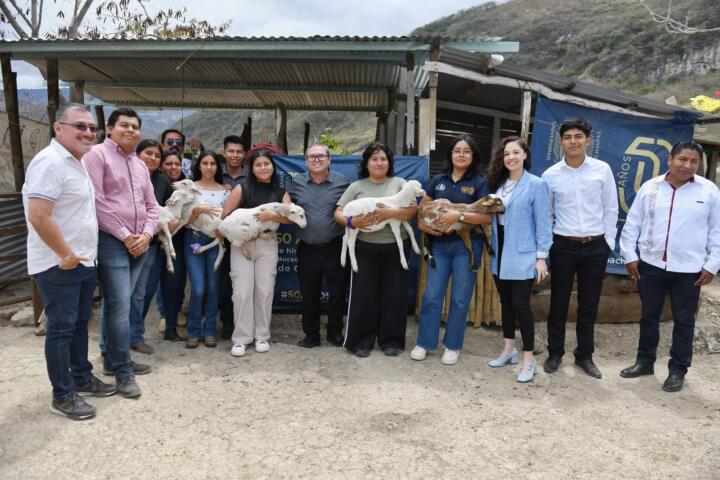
[699, 186, 720, 286]
[417, 195, 443, 236]
[619, 184, 646, 280]
[534, 180, 553, 283]
[256, 192, 293, 224]
[27, 198, 89, 269]
[221, 184, 242, 219]
[602, 164, 619, 250]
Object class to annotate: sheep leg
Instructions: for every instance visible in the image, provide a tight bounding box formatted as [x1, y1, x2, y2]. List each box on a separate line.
[402, 220, 421, 255]
[159, 234, 175, 274]
[390, 222, 409, 270]
[340, 231, 349, 268]
[458, 226, 477, 271]
[213, 241, 226, 272]
[346, 230, 359, 273]
[160, 224, 176, 259]
[195, 237, 219, 255]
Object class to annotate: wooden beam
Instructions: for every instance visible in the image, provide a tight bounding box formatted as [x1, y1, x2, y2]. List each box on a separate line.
[436, 100, 521, 122]
[46, 58, 60, 139]
[69, 80, 85, 104]
[1, 54, 25, 192]
[303, 122, 310, 154]
[405, 53, 416, 155]
[275, 103, 288, 153]
[94, 106, 106, 142]
[520, 90, 533, 144]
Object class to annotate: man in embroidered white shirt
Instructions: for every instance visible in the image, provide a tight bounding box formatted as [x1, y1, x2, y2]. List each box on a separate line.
[541, 118, 619, 379]
[619, 140, 720, 392]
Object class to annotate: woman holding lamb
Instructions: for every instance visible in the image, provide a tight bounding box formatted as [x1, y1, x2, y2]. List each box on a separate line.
[184, 151, 227, 349]
[334, 142, 419, 358]
[486, 136, 552, 383]
[410, 134, 492, 365]
[221, 149, 294, 358]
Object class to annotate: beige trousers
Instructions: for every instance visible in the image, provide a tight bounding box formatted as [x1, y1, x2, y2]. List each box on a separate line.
[230, 237, 278, 345]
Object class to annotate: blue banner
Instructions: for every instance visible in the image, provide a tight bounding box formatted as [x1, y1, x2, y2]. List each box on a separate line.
[270, 155, 429, 312]
[529, 98, 696, 274]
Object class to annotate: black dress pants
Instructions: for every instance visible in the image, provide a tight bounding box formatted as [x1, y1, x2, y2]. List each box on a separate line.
[345, 239, 409, 352]
[297, 237, 348, 338]
[217, 241, 234, 331]
[547, 235, 610, 360]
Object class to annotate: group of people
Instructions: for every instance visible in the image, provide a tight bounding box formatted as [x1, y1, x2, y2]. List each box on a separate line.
[22, 104, 719, 421]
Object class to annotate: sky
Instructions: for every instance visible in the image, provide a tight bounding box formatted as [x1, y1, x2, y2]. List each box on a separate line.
[2, 0, 494, 89]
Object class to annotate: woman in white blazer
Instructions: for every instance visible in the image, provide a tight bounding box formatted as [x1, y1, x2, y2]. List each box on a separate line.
[486, 136, 553, 383]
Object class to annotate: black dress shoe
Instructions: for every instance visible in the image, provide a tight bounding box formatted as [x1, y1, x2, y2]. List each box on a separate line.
[543, 356, 562, 373]
[662, 373, 684, 392]
[575, 358, 602, 379]
[326, 333, 345, 347]
[163, 329, 185, 342]
[620, 362, 654, 378]
[383, 347, 402, 356]
[354, 349, 371, 358]
[297, 335, 321, 348]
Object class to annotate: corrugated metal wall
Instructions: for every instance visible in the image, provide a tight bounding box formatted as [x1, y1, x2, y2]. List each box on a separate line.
[0, 195, 27, 280]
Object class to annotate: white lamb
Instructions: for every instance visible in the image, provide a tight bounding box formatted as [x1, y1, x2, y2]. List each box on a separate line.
[217, 202, 307, 259]
[340, 179, 426, 273]
[157, 179, 202, 273]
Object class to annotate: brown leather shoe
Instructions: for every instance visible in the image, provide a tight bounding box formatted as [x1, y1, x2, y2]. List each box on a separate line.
[131, 343, 154, 355]
[185, 338, 199, 349]
[204, 336, 217, 348]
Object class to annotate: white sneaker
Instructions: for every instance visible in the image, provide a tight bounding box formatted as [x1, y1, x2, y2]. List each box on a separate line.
[255, 340, 270, 353]
[410, 345, 427, 361]
[230, 344, 246, 357]
[441, 349, 459, 365]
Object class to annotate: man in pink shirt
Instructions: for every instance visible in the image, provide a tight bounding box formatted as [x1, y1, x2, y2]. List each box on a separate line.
[83, 107, 159, 398]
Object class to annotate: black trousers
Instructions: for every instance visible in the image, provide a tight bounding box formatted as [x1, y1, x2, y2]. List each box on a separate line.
[636, 261, 701, 376]
[297, 237, 348, 338]
[345, 240, 409, 352]
[494, 225, 535, 351]
[547, 235, 610, 360]
[217, 240, 234, 330]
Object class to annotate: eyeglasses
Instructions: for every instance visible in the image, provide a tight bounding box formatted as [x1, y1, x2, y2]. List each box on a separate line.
[59, 122, 98, 133]
[307, 154, 328, 162]
[165, 138, 184, 146]
[452, 149, 473, 157]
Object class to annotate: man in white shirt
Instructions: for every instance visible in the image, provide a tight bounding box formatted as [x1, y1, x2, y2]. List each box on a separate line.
[541, 118, 619, 379]
[23, 104, 117, 421]
[619, 140, 719, 392]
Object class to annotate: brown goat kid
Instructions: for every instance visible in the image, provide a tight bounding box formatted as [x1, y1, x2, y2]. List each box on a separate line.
[418, 194, 505, 269]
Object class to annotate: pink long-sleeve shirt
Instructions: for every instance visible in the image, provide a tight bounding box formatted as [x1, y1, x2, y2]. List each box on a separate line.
[82, 138, 159, 242]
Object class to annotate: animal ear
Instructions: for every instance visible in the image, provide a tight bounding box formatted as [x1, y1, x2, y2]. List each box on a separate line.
[276, 204, 291, 216]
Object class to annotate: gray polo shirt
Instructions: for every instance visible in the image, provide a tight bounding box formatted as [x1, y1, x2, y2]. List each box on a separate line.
[287, 170, 350, 245]
[223, 170, 246, 189]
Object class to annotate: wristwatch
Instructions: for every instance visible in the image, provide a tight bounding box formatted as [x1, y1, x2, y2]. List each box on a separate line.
[459, 212, 465, 222]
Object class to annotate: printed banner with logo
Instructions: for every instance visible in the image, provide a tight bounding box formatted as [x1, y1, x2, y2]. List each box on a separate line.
[529, 98, 696, 274]
[269, 155, 429, 311]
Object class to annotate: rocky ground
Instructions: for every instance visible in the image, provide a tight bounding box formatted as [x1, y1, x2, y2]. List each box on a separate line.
[0, 287, 719, 479]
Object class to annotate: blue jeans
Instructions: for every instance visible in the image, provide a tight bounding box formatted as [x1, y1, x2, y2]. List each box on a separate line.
[34, 265, 97, 400]
[637, 261, 701, 376]
[97, 232, 148, 378]
[417, 237, 480, 351]
[185, 230, 220, 339]
[128, 243, 157, 346]
[141, 243, 164, 320]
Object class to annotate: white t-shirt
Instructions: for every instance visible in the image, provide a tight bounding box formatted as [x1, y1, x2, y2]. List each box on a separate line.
[22, 140, 99, 275]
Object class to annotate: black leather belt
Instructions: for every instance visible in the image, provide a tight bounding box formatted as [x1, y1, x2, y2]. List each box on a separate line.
[555, 234, 603, 243]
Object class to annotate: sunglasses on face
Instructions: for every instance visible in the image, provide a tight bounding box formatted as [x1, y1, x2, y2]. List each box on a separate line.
[59, 122, 98, 133]
[165, 139, 184, 146]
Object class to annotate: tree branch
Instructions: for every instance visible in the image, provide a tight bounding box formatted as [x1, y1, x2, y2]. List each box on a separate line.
[641, 0, 720, 34]
[0, 1, 30, 38]
[69, 0, 94, 37]
[34, 0, 44, 37]
[7, 0, 33, 29]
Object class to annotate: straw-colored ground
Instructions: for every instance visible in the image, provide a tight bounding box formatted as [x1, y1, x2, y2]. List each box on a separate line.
[0, 296, 719, 479]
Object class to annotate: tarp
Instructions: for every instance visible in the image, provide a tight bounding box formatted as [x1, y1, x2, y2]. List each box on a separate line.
[529, 98, 696, 274]
[270, 155, 429, 311]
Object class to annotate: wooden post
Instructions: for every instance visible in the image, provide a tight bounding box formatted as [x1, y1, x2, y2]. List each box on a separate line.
[46, 58, 60, 139]
[1, 54, 25, 192]
[520, 90, 532, 144]
[394, 100, 406, 154]
[707, 149, 719, 183]
[405, 53, 416, 155]
[385, 89, 397, 149]
[491, 117, 501, 152]
[375, 111, 387, 144]
[303, 122, 310, 154]
[418, 99, 432, 157]
[428, 38, 440, 152]
[32, 283, 43, 323]
[240, 116, 252, 150]
[94, 105, 106, 142]
[275, 103, 288, 153]
[70, 80, 85, 104]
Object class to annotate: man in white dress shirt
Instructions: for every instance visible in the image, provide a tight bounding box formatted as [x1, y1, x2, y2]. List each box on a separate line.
[619, 140, 720, 392]
[541, 118, 619, 379]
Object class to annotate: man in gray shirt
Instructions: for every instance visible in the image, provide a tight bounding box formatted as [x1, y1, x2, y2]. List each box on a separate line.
[287, 144, 350, 348]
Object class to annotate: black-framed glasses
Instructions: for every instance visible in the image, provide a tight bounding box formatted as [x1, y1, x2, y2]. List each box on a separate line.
[59, 122, 98, 133]
[165, 138, 184, 146]
[307, 154, 328, 162]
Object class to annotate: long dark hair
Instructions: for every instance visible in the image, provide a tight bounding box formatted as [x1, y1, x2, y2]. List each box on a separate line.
[445, 134, 481, 176]
[358, 142, 394, 179]
[243, 149, 279, 203]
[192, 150, 224, 184]
[486, 136, 532, 189]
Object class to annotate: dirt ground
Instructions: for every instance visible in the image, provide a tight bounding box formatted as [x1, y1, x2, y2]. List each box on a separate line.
[1, 294, 719, 479]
